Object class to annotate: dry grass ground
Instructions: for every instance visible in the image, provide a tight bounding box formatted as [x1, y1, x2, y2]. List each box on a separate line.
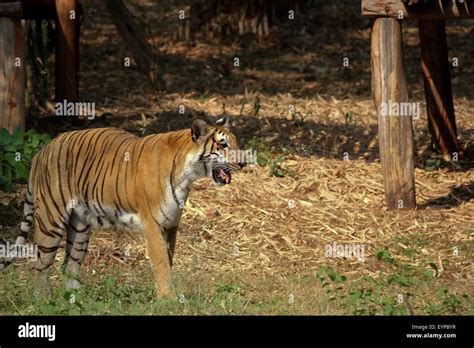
[0, 0, 472, 315]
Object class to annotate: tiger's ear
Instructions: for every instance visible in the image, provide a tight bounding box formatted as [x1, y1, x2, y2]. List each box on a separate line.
[191, 119, 209, 142]
[214, 115, 230, 128]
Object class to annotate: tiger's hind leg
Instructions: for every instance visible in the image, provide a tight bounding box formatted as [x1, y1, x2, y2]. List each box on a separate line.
[30, 202, 68, 298]
[63, 211, 91, 290]
[1, 185, 34, 270]
[17, 184, 34, 244]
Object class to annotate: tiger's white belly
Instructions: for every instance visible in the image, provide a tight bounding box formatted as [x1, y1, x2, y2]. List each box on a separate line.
[118, 213, 143, 229]
[72, 203, 143, 230]
[70, 200, 184, 231]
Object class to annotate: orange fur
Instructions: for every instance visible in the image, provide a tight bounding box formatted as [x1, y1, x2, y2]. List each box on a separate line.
[18, 118, 244, 298]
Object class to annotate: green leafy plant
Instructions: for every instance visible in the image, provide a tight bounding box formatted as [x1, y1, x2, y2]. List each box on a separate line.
[424, 156, 443, 172]
[316, 266, 347, 302]
[425, 287, 470, 315]
[424, 154, 463, 172]
[245, 136, 291, 178]
[252, 97, 261, 116]
[39, 290, 83, 315]
[315, 247, 470, 316]
[317, 265, 408, 315]
[0, 128, 51, 192]
[215, 283, 241, 295]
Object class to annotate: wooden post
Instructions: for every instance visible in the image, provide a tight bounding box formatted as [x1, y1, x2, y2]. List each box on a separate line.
[0, 17, 25, 132]
[55, 0, 78, 103]
[371, 18, 416, 210]
[418, 19, 459, 160]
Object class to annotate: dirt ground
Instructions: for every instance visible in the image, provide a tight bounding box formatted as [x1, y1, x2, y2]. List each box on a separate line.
[0, 1, 472, 314]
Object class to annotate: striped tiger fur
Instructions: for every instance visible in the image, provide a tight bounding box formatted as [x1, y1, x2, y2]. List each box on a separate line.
[12, 116, 245, 298]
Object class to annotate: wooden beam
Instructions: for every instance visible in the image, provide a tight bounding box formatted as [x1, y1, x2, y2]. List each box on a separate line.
[0, 17, 25, 132]
[362, 0, 474, 19]
[371, 18, 416, 210]
[418, 20, 460, 160]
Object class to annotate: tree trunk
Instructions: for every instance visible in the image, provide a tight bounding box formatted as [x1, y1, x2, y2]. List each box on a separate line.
[0, 17, 25, 133]
[105, 0, 165, 90]
[26, 19, 54, 110]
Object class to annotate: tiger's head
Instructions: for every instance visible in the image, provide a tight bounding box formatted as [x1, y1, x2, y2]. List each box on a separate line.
[190, 116, 246, 186]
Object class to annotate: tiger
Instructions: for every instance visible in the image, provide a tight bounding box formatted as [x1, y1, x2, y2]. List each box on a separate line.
[9, 116, 245, 298]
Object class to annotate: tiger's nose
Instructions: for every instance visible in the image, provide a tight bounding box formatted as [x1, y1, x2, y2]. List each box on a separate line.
[238, 162, 246, 169]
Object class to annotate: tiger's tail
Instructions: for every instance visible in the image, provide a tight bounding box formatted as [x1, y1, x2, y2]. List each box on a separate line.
[0, 181, 34, 270]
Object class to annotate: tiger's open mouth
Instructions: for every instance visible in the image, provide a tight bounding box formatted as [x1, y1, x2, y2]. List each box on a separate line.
[212, 167, 231, 185]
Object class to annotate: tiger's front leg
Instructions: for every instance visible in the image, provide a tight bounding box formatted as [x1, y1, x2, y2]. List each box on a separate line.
[143, 219, 173, 298]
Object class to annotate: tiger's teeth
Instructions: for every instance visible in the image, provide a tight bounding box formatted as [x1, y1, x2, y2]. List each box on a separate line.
[217, 168, 231, 184]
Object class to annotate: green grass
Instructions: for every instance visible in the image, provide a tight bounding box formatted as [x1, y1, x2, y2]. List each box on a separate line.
[0, 265, 328, 315]
[1, 254, 471, 315]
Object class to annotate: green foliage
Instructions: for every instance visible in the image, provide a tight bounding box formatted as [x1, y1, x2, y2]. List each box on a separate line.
[317, 265, 408, 315]
[423, 154, 463, 172]
[252, 97, 261, 117]
[197, 92, 211, 101]
[316, 267, 347, 303]
[344, 111, 354, 124]
[0, 128, 51, 192]
[424, 156, 443, 172]
[376, 248, 394, 264]
[245, 136, 291, 178]
[215, 283, 241, 295]
[39, 290, 83, 315]
[425, 287, 470, 315]
[316, 248, 471, 315]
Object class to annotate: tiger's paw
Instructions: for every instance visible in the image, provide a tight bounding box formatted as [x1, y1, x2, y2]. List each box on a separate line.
[33, 283, 52, 300]
[155, 284, 175, 300]
[65, 278, 82, 290]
